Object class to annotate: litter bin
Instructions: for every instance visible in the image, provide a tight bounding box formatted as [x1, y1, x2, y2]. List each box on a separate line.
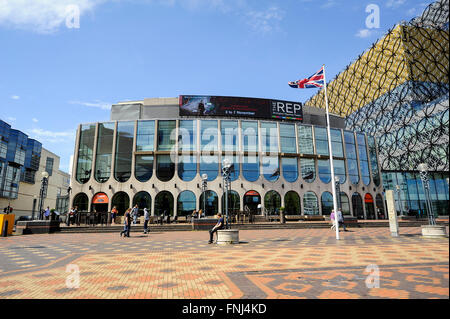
[0, 214, 15, 236]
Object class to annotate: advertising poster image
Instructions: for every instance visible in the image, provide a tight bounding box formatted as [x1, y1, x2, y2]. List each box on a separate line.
[179, 96, 217, 116]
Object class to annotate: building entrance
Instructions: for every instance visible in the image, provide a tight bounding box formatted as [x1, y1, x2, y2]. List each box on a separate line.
[243, 191, 261, 215]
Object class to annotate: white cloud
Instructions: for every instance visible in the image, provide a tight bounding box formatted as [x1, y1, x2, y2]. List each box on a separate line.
[355, 29, 373, 38]
[320, 0, 337, 9]
[10, 95, 20, 100]
[0, 0, 104, 33]
[69, 100, 111, 110]
[246, 7, 284, 33]
[32, 118, 39, 123]
[28, 127, 76, 144]
[386, 0, 407, 8]
[6, 116, 16, 122]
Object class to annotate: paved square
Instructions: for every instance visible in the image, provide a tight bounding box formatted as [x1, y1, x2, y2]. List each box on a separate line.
[0, 227, 448, 299]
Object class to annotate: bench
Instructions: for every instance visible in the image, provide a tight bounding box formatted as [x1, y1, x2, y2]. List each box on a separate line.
[285, 215, 303, 221]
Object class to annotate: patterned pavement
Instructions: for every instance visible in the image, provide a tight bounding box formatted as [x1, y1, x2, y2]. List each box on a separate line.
[0, 227, 448, 299]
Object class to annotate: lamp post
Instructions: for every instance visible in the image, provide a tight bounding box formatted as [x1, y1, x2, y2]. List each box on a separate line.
[334, 176, 341, 210]
[38, 171, 49, 220]
[417, 163, 436, 226]
[201, 173, 208, 218]
[222, 159, 233, 230]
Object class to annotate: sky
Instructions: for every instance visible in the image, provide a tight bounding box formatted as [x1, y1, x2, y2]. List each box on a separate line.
[0, 0, 434, 173]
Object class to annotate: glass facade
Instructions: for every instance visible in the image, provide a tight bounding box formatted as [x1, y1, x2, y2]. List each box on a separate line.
[95, 122, 114, 183]
[344, 131, 360, 184]
[157, 121, 176, 151]
[178, 154, 197, 181]
[282, 157, 298, 183]
[76, 124, 95, 184]
[178, 120, 196, 151]
[178, 191, 196, 216]
[303, 192, 319, 215]
[357, 133, 371, 185]
[279, 124, 296, 153]
[243, 155, 259, 182]
[261, 122, 278, 153]
[114, 122, 134, 182]
[221, 120, 238, 151]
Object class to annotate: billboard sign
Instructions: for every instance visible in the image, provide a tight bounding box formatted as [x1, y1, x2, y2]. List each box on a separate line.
[179, 95, 303, 121]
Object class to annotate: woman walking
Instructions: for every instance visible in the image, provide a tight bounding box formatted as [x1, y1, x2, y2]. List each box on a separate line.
[120, 208, 132, 237]
[111, 206, 118, 225]
[143, 207, 150, 234]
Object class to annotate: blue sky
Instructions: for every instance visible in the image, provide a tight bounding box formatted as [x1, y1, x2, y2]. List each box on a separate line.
[0, 0, 433, 173]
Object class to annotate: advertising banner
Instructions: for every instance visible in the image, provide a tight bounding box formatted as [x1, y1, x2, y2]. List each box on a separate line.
[179, 95, 303, 121]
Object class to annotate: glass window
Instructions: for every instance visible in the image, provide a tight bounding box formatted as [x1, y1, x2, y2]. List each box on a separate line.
[178, 120, 196, 151]
[262, 156, 279, 182]
[242, 121, 258, 152]
[95, 122, 114, 183]
[280, 124, 296, 153]
[330, 129, 344, 157]
[367, 136, 381, 186]
[111, 192, 130, 215]
[264, 191, 281, 214]
[321, 192, 333, 215]
[345, 131, 360, 185]
[352, 193, 364, 219]
[334, 159, 346, 184]
[157, 120, 176, 151]
[282, 157, 298, 183]
[136, 121, 155, 151]
[45, 157, 54, 176]
[76, 124, 95, 184]
[155, 191, 174, 216]
[318, 159, 331, 184]
[178, 191, 196, 216]
[178, 154, 197, 181]
[73, 193, 88, 212]
[221, 121, 238, 152]
[340, 192, 351, 215]
[135, 155, 153, 182]
[303, 191, 319, 215]
[132, 191, 151, 215]
[357, 133, 370, 185]
[298, 125, 314, 155]
[284, 191, 301, 215]
[314, 127, 329, 156]
[156, 155, 175, 182]
[221, 155, 240, 181]
[243, 155, 259, 182]
[261, 122, 278, 153]
[199, 190, 218, 215]
[221, 191, 240, 214]
[200, 120, 218, 152]
[243, 191, 261, 215]
[200, 155, 218, 181]
[300, 158, 316, 183]
[114, 121, 134, 182]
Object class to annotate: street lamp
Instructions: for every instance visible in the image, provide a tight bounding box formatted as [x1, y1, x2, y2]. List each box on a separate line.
[201, 173, 208, 218]
[38, 171, 49, 220]
[334, 176, 341, 211]
[222, 159, 233, 229]
[418, 163, 436, 226]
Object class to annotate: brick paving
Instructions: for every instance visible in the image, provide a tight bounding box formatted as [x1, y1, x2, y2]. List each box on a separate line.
[0, 227, 448, 299]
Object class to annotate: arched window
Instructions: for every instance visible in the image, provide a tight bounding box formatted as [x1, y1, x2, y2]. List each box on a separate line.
[73, 193, 89, 212]
[352, 193, 364, 219]
[284, 191, 301, 215]
[177, 191, 196, 216]
[282, 157, 298, 183]
[91, 192, 109, 212]
[94, 123, 114, 183]
[303, 192, 319, 215]
[132, 191, 151, 215]
[243, 155, 259, 182]
[243, 191, 261, 215]
[114, 122, 134, 183]
[376, 194, 385, 219]
[111, 192, 130, 215]
[365, 193, 375, 219]
[155, 191, 174, 216]
[221, 190, 240, 214]
[301, 158, 316, 183]
[200, 155, 219, 181]
[76, 124, 95, 184]
[264, 191, 281, 215]
[318, 159, 331, 184]
[262, 156, 279, 182]
[340, 192, 350, 215]
[199, 190, 219, 216]
[135, 155, 153, 182]
[321, 191, 333, 215]
[156, 155, 175, 182]
[178, 154, 197, 181]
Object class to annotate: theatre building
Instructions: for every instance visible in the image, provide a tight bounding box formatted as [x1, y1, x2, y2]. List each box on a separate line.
[69, 95, 386, 220]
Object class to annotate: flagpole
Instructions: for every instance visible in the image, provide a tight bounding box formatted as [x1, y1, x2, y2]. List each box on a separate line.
[323, 64, 340, 240]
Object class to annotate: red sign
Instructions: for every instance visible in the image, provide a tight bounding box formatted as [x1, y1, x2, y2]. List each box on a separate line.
[92, 193, 109, 204]
[245, 191, 260, 197]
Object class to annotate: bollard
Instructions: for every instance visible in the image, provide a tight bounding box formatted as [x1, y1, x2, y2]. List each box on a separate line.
[2, 220, 8, 237]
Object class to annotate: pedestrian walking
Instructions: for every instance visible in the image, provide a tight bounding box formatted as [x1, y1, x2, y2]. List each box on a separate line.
[143, 208, 150, 234]
[67, 207, 75, 226]
[336, 208, 347, 231]
[330, 210, 336, 230]
[208, 213, 224, 244]
[131, 205, 139, 225]
[120, 208, 132, 237]
[44, 207, 51, 220]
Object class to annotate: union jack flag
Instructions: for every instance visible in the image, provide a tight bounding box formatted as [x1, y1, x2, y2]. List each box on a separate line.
[288, 66, 324, 89]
